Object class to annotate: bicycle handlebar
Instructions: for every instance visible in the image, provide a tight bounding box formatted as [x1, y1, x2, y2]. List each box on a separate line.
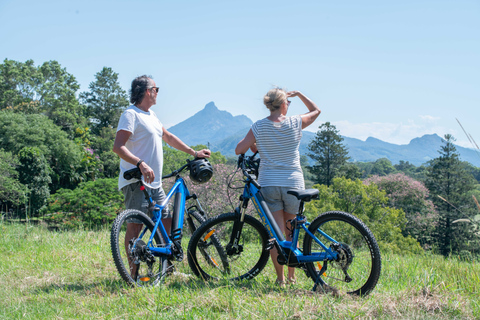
[238, 153, 261, 189]
[123, 161, 190, 181]
[161, 163, 189, 179]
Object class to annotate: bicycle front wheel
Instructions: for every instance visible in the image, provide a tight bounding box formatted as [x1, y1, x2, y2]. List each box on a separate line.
[111, 209, 168, 287]
[187, 212, 270, 281]
[303, 211, 381, 296]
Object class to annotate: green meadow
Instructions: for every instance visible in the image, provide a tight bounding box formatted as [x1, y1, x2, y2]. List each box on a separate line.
[1, 222, 479, 320]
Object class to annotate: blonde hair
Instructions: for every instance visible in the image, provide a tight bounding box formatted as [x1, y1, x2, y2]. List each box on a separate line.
[263, 88, 287, 112]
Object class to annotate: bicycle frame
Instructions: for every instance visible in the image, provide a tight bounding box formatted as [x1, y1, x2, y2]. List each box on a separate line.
[136, 174, 203, 258]
[239, 177, 339, 265]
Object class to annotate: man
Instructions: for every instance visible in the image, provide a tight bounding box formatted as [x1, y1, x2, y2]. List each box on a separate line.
[113, 75, 210, 275]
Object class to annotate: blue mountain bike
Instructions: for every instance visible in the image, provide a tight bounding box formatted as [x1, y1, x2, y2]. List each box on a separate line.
[111, 158, 224, 287]
[187, 153, 381, 296]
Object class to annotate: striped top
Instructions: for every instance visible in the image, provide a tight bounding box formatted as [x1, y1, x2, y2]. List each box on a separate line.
[251, 115, 305, 189]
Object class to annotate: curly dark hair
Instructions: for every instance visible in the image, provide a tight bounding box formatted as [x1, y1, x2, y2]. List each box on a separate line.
[129, 75, 153, 105]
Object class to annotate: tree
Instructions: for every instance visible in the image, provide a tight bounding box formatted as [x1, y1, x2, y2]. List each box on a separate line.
[338, 162, 362, 181]
[424, 134, 477, 256]
[461, 161, 480, 183]
[0, 59, 86, 137]
[307, 122, 350, 186]
[17, 147, 52, 215]
[370, 158, 397, 176]
[0, 149, 28, 214]
[79, 67, 129, 135]
[364, 173, 438, 248]
[0, 59, 42, 109]
[92, 127, 120, 179]
[394, 160, 416, 174]
[37, 60, 85, 135]
[0, 112, 84, 192]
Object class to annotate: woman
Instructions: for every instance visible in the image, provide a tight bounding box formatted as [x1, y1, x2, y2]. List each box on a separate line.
[235, 88, 321, 286]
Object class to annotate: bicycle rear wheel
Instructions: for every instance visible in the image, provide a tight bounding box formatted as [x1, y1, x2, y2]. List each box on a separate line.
[303, 211, 381, 296]
[111, 209, 168, 287]
[185, 209, 207, 234]
[187, 212, 270, 281]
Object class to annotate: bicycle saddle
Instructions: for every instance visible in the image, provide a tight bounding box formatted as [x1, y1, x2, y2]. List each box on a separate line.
[124, 167, 142, 180]
[287, 189, 320, 202]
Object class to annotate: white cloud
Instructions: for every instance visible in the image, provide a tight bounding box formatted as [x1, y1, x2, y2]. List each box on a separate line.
[304, 115, 471, 147]
[419, 115, 441, 122]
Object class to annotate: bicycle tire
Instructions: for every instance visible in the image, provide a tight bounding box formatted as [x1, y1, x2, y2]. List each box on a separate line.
[186, 210, 207, 234]
[111, 209, 168, 287]
[187, 212, 270, 281]
[186, 210, 229, 271]
[303, 211, 381, 296]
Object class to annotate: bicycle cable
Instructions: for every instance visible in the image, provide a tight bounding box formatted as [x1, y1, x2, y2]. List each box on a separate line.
[225, 167, 244, 211]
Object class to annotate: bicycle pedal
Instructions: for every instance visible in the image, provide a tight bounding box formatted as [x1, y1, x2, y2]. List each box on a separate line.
[265, 238, 276, 251]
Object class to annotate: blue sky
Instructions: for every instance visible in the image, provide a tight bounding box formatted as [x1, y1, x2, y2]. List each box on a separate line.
[1, 0, 479, 148]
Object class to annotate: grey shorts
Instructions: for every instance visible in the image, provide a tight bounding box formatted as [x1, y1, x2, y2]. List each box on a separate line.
[121, 181, 170, 223]
[261, 186, 302, 215]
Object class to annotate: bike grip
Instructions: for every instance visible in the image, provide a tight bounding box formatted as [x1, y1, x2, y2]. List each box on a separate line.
[237, 154, 245, 168]
[250, 176, 261, 189]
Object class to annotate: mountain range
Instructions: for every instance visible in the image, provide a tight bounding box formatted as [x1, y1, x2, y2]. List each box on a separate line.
[168, 102, 480, 167]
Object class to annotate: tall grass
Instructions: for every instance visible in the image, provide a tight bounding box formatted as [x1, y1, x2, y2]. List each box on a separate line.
[0, 222, 479, 319]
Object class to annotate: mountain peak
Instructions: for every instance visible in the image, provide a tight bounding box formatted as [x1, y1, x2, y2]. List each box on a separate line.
[168, 102, 253, 147]
[204, 101, 217, 111]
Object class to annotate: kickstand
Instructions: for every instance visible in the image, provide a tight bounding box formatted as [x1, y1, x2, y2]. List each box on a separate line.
[312, 273, 327, 292]
[312, 268, 339, 296]
[312, 264, 328, 292]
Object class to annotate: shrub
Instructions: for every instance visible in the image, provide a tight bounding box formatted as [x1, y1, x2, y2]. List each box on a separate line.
[42, 178, 124, 229]
[306, 177, 423, 254]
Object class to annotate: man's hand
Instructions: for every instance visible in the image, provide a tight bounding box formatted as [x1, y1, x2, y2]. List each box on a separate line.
[139, 162, 155, 184]
[196, 149, 211, 158]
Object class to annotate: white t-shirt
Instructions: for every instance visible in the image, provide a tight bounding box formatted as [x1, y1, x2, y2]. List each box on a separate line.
[251, 115, 304, 189]
[116, 105, 164, 190]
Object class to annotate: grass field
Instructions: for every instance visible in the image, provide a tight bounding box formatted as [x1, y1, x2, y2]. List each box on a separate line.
[1, 221, 479, 319]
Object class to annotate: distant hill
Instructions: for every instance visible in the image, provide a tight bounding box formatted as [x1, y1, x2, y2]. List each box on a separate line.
[167, 102, 480, 167]
[168, 101, 252, 149]
[342, 134, 480, 166]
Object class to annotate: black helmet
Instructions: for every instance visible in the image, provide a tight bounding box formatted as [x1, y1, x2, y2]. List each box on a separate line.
[189, 158, 213, 184]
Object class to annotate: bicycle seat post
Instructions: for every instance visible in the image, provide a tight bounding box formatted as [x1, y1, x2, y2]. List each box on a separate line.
[297, 200, 305, 216]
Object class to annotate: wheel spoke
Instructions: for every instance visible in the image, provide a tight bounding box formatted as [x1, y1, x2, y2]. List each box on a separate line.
[187, 212, 270, 281]
[303, 211, 381, 296]
[111, 209, 168, 287]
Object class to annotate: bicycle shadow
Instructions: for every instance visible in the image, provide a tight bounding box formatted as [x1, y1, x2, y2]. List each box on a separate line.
[32, 278, 131, 296]
[32, 275, 322, 297]
[163, 275, 316, 296]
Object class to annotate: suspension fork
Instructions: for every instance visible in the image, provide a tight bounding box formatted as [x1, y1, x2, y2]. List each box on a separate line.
[227, 196, 249, 254]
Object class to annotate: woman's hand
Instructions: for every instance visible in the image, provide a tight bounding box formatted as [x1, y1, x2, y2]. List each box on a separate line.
[287, 91, 301, 98]
[286, 90, 321, 129]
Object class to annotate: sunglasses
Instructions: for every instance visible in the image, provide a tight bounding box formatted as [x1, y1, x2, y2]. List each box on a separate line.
[287, 100, 291, 106]
[148, 86, 159, 93]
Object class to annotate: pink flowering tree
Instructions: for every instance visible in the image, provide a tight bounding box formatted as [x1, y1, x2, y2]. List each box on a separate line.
[163, 163, 256, 219]
[364, 173, 438, 249]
